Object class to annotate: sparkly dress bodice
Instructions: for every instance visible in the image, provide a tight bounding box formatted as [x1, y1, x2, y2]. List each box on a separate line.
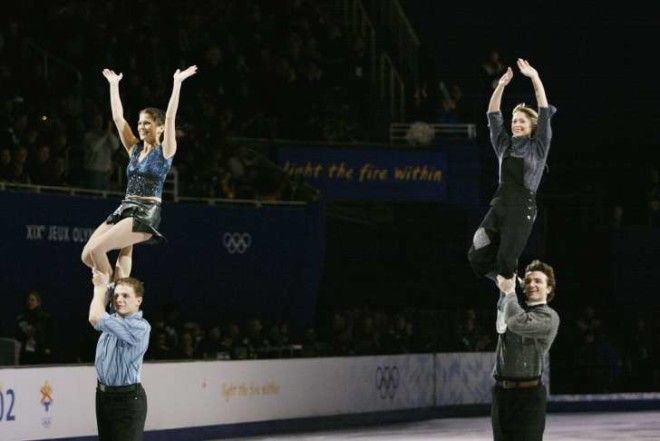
[125, 142, 173, 198]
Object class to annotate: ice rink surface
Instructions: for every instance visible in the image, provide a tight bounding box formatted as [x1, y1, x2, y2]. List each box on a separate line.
[220, 411, 660, 440]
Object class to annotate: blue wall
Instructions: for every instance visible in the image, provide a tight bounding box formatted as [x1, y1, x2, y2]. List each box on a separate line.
[0, 192, 325, 337]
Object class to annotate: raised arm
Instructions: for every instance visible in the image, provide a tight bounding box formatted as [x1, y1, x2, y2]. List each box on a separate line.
[102, 69, 138, 153]
[89, 268, 110, 328]
[162, 65, 197, 159]
[496, 275, 557, 338]
[517, 58, 548, 108]
[487, 67, 513, 113]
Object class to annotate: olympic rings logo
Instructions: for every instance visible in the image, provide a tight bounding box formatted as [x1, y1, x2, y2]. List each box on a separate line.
[375, 366, 400, 400]
[222, 232, 252, 254]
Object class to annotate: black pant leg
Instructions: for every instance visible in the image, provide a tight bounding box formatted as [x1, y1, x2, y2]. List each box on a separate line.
[468, 206, 501, 279]
[110, 386, 148, 441]
[96, 390, 113, 441]
[495, 203, 536, 278]
[492, 385, 547, 441]
[491, 387, 506, 441]
[96, 386, 148, 441]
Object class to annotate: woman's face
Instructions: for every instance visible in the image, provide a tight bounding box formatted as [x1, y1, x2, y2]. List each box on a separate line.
[137, 112, 163, 143]
[27, 294, 41, 310]
[511, 111, 533, 138]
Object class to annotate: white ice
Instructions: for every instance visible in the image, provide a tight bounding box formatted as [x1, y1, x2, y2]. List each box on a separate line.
[219, 411, 660, 441]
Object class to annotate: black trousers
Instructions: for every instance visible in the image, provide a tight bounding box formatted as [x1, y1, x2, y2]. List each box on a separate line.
[491, 384, 547, 441]
[96, 384, 147, 441]
[467, 198, 536, 279]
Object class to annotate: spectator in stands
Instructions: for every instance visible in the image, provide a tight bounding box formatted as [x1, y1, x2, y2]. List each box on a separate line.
[410, 83, 432, 121]
[352, 314, 380, 355]
[243, 318, 267, 358]
[220, 322, 241, 360]
[435, 81, 461, 124]
[572, 305, 622, 393]
[161, 303, 182, 349]
[468, 59, 557, 284]
[449, 83, 470, 122]
[8, 145, 30, 184]
[21, 126, 40, 154]
[481, 49, 506, 92]
[301, 327, 325, 357]
[0, 146, 11, 180]
[80, 65, 197, 283]
[381, 313, 413, 354]
[455, 308, 493, 351]
[174, 330, 198, 359]
[28, 143, 55, 185]
[646, 165, 659, 226]
[328, 311, 353, 356]
[623, 316, 656, 391]
[51, 156, 69, 186]
[575, 305, 601, 338]
[82, 114, 120, 190]
[15, 291, 55, 364]
[51, 131, 72, 162]
[437, 96, 460, 124]
[196, 325, 223, 360]
[609, 162, 652, 227]
[147, 330, 172, 360]
[5, 112, 28, 149]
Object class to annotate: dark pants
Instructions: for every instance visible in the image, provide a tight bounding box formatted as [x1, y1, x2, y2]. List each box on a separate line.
[467, 198, 536, 279]
[96, 383, 147, 441]
[491, 384, 547, 441]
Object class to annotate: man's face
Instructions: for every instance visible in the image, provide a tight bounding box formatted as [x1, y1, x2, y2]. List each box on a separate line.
[0, 149, 10, 164]
[523, 270, 552, 303]
[27, 294, 40, 310]
[113, 284, 142, 316]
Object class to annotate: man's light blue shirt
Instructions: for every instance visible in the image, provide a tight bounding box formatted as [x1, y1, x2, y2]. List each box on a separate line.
[94, 310, 150, 386]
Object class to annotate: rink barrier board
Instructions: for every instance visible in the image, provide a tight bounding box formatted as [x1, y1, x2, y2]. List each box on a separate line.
[2, 354, 659, 440]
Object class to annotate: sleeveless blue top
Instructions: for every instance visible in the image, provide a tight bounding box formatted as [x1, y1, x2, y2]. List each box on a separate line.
[125, 142, 173, 198]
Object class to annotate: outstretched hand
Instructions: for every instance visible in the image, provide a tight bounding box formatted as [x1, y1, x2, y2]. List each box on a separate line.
[173, 65, 198, 83]
[517, 58, 538, 79]
[498, 67, 513, 87]
[102, 68, 123, 84]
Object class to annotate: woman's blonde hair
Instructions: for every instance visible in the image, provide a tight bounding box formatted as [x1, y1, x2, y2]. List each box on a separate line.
[512, 103, 538, 134]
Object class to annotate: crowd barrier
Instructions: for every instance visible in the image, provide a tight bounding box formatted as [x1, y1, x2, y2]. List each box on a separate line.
[1, 353, 510, 441]
[2, 353, 658, 440]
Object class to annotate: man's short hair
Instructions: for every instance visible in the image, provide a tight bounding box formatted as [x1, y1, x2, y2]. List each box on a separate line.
[525, 259, 556, 302]
[115, 277, 145, 299]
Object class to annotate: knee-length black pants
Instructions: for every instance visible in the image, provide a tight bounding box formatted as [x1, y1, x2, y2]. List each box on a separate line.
[467, 196, 537, 279]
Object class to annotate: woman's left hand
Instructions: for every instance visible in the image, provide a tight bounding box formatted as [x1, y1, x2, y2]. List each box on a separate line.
[517, 58, 538, 79]
[92, 268, 110, 287]
[173, 65, 198, 82]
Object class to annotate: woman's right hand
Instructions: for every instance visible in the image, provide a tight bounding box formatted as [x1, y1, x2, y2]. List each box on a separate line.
[102, 68, 123, 85]
[498, 67, 513, 87]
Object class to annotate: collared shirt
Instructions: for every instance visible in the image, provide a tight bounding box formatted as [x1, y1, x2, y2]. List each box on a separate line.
[487, 105, 557, 193]
[493, 294, 559, 381]
[94, 310, 150, 386]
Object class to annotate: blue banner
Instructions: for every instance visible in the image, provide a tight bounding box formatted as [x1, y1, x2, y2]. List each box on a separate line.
[277, 146, 448, 201]
[0, 191, 324, 337]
